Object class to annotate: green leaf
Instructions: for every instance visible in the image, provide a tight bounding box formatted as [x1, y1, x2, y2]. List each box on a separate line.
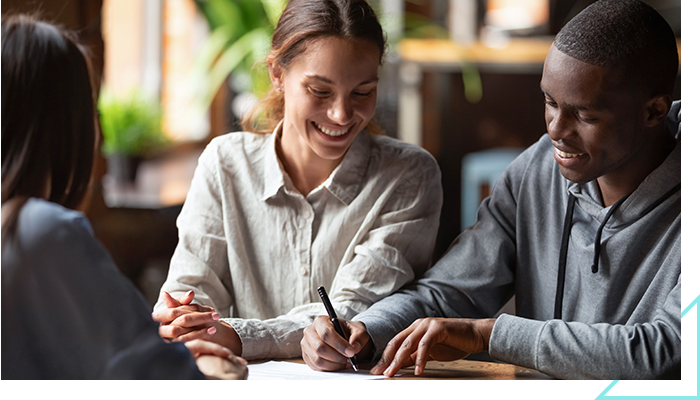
[98, 91, 169, 156]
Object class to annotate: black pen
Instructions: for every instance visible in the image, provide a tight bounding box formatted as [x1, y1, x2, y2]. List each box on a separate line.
[317, 286, 359, 372]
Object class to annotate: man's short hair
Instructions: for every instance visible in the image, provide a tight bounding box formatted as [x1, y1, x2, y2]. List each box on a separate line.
[554, 0, 678, 96]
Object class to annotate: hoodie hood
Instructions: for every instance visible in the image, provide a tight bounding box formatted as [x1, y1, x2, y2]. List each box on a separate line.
[554, 100, 681, 316]
[667, 100, 681, 140]
[568, 100, 681, 227]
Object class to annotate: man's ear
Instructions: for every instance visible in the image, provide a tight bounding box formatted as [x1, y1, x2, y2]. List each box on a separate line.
[268, 60, 283, 92]
[644, 95, 672, 127]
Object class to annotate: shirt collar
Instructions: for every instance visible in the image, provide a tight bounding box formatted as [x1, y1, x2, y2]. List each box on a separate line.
[261, 120, 287, 201]
[261, 120, 372, 205]
[324, 130, 371, 205]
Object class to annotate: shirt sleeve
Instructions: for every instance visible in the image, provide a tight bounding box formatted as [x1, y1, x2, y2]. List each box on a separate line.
[226, 154, 444, 359]
[154, 146, 233, 314]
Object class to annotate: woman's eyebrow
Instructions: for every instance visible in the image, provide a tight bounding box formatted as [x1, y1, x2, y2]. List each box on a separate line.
[305, 74, 379, 86]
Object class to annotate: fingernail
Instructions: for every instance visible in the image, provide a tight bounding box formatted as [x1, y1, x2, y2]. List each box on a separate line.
[370, 362, 383, 375]
[345, 349, 354, 357]
[212, 313, 220, 321]
[186, 290, 194, 296]
[207, 326, 217, 335]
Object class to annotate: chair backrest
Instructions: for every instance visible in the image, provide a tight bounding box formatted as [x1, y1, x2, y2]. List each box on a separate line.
[461, 148, 523, 230]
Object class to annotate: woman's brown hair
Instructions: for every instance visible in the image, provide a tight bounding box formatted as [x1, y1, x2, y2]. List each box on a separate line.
[241, 0, 387, 135]
[1, 14, 96, 243]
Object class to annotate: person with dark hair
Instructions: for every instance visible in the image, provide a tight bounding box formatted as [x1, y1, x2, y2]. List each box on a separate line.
[302, 0, 681, 379]
[1, 14, 247, 380]
[151, 0, 442, 360]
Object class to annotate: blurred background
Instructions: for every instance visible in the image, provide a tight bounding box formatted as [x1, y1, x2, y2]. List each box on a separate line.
[1, 0, 681, 306]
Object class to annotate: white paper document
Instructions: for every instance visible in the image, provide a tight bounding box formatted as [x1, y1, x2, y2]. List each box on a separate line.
[246, 361, 386, 380]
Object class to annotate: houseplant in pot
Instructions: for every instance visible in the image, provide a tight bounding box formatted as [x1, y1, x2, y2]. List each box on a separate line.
[98, 91, 169, 183]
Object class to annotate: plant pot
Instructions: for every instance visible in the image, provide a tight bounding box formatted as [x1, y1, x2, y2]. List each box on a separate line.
[107, 154, 142, 183]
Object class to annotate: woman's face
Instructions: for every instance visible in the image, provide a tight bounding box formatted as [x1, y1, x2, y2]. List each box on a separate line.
[275, 36, 380, 164]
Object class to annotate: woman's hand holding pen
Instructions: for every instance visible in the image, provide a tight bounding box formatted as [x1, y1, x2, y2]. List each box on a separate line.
[301, 316, 374, 371]
[152, 291, 243, 356]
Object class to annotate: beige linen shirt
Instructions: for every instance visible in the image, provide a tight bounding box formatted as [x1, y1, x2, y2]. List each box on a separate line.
[155, 122, 442, 359]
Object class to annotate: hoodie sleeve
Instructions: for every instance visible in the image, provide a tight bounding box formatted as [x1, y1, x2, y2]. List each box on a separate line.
[490, 271, 681, 379]
[354, 142, 531, 359]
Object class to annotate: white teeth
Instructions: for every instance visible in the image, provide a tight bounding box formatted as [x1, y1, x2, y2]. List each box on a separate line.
[314, 122, 348, 137]
[555, 148, 583, 158]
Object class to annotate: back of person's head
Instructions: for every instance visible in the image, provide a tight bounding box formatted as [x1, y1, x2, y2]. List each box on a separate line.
[1, 14, 96, 238]
[554, 0, 678, 98]
[242, 0, 386, 134]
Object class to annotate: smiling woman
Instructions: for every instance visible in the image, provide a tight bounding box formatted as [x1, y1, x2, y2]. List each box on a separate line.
[273, 36, 381, 195]
[151, 0, 444, 362]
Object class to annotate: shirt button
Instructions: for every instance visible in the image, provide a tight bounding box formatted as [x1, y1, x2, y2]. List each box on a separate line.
[299, 266, 308, 275]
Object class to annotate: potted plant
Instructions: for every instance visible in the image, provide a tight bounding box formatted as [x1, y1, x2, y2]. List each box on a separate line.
[189, 0, 481, 125]
[98, 91, 169, 183]
[190, 0, 284, 119]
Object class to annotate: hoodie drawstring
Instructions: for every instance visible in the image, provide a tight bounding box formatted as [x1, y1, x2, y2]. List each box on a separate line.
[591, 194, 631, 273]
[554, 194, 576, 320]
[553, 183, 680, 319]
[555, 193, 627, 319]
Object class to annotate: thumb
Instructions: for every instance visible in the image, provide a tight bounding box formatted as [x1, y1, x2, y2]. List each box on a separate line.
[346, 320, 369, 354]
[178, 290, 195, 305]
[161, 291, 181, 308]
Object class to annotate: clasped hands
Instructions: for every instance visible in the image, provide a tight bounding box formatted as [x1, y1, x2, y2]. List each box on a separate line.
[152, 291, 245, 378]
[301, 316, 495, 376]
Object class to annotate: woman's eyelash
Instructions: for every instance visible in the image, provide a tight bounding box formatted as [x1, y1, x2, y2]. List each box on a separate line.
[308, 87, 329, 96]
[307, 87, 374, 97]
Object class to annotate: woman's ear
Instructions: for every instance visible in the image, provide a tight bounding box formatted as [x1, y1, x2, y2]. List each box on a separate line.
[268, 60, 283, 92]
[644, 95, 672, 128]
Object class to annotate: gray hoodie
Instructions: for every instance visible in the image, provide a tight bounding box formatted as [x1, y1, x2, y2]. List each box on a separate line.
[355, 101, 681, 379]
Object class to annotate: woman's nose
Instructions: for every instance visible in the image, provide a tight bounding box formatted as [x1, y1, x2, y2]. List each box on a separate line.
[328, 96, 353, 125]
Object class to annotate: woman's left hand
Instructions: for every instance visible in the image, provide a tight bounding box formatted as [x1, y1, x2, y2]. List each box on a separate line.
[152, 291, 243, 355]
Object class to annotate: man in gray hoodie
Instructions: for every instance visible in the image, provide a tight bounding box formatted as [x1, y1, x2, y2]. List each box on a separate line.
[301, 0, 681, 380]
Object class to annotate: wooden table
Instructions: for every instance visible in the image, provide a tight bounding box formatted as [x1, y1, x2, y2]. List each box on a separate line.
[265, 358, 552, 380]
[388, 359, 551, 380]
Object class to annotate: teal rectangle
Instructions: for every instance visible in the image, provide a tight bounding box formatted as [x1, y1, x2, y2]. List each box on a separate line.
[593, 292, 700, 400]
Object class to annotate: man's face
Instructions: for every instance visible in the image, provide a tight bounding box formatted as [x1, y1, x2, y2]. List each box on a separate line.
[540, 47, 648, 185]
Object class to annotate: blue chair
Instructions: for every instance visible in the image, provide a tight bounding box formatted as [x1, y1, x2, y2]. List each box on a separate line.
[461, 148, 523, 230]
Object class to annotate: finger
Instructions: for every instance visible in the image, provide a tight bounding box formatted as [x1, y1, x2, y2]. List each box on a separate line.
[375, 320, 428, 377]
[172, 326, 219, 343]
[160, 323, 216, 340]
[301, 316, 348, 371]
[178, 290, 195, 305]
[161, 291, 182, 308]
[383, 336, 417, 376]
[152, 305, 216, 324]
[316, 317, 359, 360]
[412, 326, 437, 375]
[153, 307, 194, 324]
[370, 326, 412, 375]
[184, 339, 233, 358]
[171, 311, 220, 328]
[301, 336, 348, 371]
[345, 320, 369, 355]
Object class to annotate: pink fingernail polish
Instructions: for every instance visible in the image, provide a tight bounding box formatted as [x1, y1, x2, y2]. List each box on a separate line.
[212, 313, 220, 321]
[207, 326, 217, 335]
